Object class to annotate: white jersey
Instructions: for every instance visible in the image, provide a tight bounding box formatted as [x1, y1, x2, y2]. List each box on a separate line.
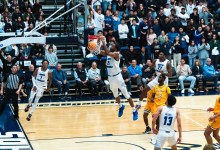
[159, 106, 176, 132]
[155, 59, 169, 76]
[35, 67, 49, 89]
[106, 55, 121, 76]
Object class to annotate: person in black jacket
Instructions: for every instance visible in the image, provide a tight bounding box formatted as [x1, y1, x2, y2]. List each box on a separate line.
[191, 59, 206, 91]
[141, 59, 155, 88]
[121, 66, 131, 95]
[74, 62, 91, 97]
[0, 49, 22, 95]
[25, 64, 34, 98]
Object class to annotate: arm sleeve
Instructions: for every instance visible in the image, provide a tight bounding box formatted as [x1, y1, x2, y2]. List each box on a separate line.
[74, 70, 81, 82]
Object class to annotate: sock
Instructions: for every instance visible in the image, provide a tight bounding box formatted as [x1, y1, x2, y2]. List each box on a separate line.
[138, 100, 142, 106]
[119, 103, 123, 108]
[132, 107, 136, 112]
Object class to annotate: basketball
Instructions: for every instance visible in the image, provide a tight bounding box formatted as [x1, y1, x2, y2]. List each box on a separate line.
[87, 41, 97, 51]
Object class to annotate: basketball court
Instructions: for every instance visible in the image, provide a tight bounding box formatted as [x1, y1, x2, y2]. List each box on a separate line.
[7, 95, 218, 150]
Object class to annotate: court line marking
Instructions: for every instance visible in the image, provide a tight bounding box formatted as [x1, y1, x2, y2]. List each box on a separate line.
[181, 113, 206, 128]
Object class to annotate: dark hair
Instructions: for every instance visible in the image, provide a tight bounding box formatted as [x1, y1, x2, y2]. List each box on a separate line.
[97, 30, 103, 34]
[159, 51, 165, 55]
[42, 59, 49, 64]
[167, 94, 176, 106]
[161, 74, 166, 80]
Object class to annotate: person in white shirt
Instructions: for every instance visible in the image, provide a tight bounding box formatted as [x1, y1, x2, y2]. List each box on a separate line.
[196, 1, 205, 14]
[176, 58, 196, 94]
[91, 0, 105, 35]
[186, 0, 195, 15]
[118, 18, 129, 47]
[178, 7, 189, 28]
[152, 94, 182, 150]
[174, 1, 184, 15]
[163, 3, 171, 16]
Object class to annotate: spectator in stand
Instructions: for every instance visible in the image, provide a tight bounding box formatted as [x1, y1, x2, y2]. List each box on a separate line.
[31, 43, 45, 59]
[11, 6, 22, 22]
[157, 7, 166, 24]
[44, 44, 57, 54]
[186, 0, 196, 15]
[0, 49, 22, 95]
[139, 46, 148, 66]
[171, 36, 183, 69]
[161, 36, 172, 61]
[194, 26, 204, 45]
[152, 19, 161, 37]
[190, 8, 199, 25]
[4, 16, 13, 32]
[163, 3, 171, 17]
[112, 11, 120, 32]
[174, 1, 184, 15]
[209, 34, 220, 69]
[188, 40, 198, 67]
[196, 1, 205, 14]
[129, 19, 140, 46]
[88, 62, 104, 96]
[20, 0, 32, 14]
[203, 58, 220, 91]
[87, 15, 95, 35]
[150, 38, 161, 59]
[91, 1, 105, 35]
[12, 16, 25, 32]
[178, 7, 189, 31]
[52, 63, 70, 96]
[125, 0, 137, 12]
[198, 38, 210, 66]
[21, 43, 31, 60]
[121, 66, 131, 95]
[105, 28, 116, 43]
[168, 27, 179, 43]
[199, 18, 207, 31]
[186, 18, 197, 40]
[118, 18, 129, 47]
[5, 44, 19, 57]
[125, 45, 140, 65]
[23, 16, 31, 31]
[125, 10, 139, 27]
[191, 60, 206, 92]
[199, 7, 213, 25]
[157, 30, 166, 45]
[146, 0, 157, 19]
[116, 0, 126, 18]
[2, 7, 12, 21]
[102, 0, 112, 13]
[32, 0, 42, 15]
[128, 59, 143, 91]
[139, 17, 149, 47]
[142, 59, 155, 88]
[179, 27, 189, 54]
[137, 4, 146, 19]
[215, 0, 220, 15]
[208, 19, 217, 32]
[74, 62, 91, 97]
[10, 0, 19, 13]
[177, 58, 196, 94]
[104, 10, 113, 31]
[170, 16, 182, 33]
[23, 7, 35, 24]
[25, 64, 34, 99]
[204, 26, 214, 43]
[160, 17, 171, 34]
[45, 46, 58, 69]
[146, 28, 157, 46]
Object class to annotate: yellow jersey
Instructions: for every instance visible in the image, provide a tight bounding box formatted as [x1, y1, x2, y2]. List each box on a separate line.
[213, 95, 220, 114]
[152, 84, 171, 107]
[146, 89, 153, 102]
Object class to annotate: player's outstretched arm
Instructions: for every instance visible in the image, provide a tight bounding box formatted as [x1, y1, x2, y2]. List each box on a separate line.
[101, 37, 119, 60]
[176, 109, 182, 144]
[152, 106, 162, 134]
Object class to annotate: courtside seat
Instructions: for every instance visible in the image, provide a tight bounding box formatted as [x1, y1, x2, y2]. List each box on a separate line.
[168, 67, 178, 90]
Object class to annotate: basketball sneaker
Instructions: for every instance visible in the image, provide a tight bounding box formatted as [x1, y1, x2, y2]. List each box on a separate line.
[143, 126, 151, 134]
[150, 136, 157, 145]
[118, 104, 125, 117]
[133, 110, 138, 121]
[26, 114, 32, 121]
[24, 105, 30, 112]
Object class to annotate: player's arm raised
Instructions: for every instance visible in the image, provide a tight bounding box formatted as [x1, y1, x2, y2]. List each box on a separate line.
[161, 61, 172, 77]
[152, 106, 162, 134]
[32, 68, 38, 92]
[46, 71, 52, 92]
[176, 108, 182, 143]
[101, 37, 119, 60]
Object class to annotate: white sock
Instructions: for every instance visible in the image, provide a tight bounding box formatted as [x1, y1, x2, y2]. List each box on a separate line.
[138, 100, 142, 106]
[132, 107, 136, 112]
[119, 103, 123, 108]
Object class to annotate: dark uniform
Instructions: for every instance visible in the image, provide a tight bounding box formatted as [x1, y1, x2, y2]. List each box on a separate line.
[0, 72, 22, 119]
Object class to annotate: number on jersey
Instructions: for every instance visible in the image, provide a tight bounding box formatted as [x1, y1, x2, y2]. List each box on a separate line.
[163, 116, 173, 126]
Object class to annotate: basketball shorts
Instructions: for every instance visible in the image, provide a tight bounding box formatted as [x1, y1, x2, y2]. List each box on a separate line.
[144, 101, 155, 114]
[208, 115, 220, 130]
[147, 76, 168, 89]
[155, 130, 176, 148]
[31, 85, 46, 97]
[108, 74, 130, 99]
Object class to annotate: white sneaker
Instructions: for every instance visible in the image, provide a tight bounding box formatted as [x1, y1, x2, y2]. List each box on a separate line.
[188, 89, 194, 93]
[150, 136, 157, 145]
[119, 92, 122, 96]
[65, 92, 68, 95]
[181, 89, 185, 94]
[128, 92, 132, 95]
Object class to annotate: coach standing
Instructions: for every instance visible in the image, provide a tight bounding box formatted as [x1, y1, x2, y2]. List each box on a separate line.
[0, 65, 23, 119]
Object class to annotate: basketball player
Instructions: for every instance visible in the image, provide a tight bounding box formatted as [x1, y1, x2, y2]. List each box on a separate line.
[204, 88, 220, 145]
[99, 37, 138, 120]
[152, 94, 182, 150]
[143, 89, 154, 133]
[24, 60, 52, 121]
[139, 51, 172, 107]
